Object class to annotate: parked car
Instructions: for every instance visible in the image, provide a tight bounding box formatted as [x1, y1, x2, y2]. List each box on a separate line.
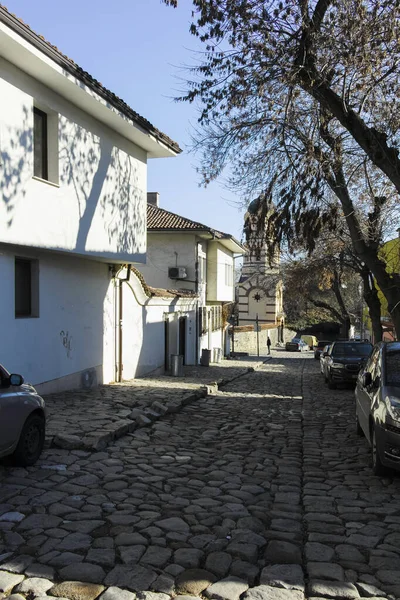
[0, 364, 46, 466]
[302, 335, 318, 350]
[355, 342, 400, 475]
[323, 341, 373, 389]
[285, 338, 308, 352]
[314, 340, 331, 360]
[320, 344, 331, 375]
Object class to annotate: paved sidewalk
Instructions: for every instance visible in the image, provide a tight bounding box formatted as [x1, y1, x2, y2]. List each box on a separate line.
[45, 356, 270, 451]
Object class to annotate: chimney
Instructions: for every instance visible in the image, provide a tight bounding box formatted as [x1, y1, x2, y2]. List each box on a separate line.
[147, 192, 160, 207]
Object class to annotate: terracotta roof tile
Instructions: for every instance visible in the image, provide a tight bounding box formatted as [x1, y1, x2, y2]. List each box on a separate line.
[0, 5, 181, 154]
[147, 205, 245, 253]
[147, 204, 210, 232]
[149, 287, 198, 298]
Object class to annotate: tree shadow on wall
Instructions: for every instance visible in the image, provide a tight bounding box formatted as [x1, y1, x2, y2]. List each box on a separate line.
[1, 98, 146, 259]
[59, 115, 146, 257]
[1, 105, 33, 228]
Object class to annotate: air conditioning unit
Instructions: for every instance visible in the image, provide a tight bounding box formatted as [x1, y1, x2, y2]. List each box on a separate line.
[168, 266, 188, 279]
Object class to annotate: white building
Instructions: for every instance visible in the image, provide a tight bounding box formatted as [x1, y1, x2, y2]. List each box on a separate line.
[138, 193, 246, 363]
[0, 7, 182, 392]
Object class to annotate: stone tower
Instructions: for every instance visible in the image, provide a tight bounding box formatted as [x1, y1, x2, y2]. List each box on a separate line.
[237, 197, 284, 334]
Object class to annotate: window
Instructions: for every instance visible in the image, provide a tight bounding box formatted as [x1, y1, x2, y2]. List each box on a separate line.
[202, 306, 208, 333]
[15, 258, 39, 318]
[33, 107, 48, 180]
[199, 256, 207, 282]
[386, 349, 400, 386]
[225, 263, 233, 286]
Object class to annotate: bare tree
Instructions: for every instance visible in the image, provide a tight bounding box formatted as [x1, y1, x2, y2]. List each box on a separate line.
[162, 0, 400, 335]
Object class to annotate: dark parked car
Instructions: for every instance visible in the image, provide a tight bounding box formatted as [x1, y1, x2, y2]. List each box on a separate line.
[324, 341, 373, 389]
[0, 363, 46, 466]
[355, 342, 400, 475]
[314, 340, 331, 360]
[285, 338, 308, 352]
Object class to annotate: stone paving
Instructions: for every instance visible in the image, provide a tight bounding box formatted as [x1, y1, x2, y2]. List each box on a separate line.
[1, 351, 400, 599]
[44, 357, 266, 451]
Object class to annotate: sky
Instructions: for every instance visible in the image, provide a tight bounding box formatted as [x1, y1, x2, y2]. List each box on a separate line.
[4, 0, 247, 241]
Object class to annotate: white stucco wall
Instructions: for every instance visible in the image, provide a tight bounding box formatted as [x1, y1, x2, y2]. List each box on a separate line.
[0, 244, 115, 391]
[139, 233, 198, 291]
[0, 58, 147, 263]
[121, 273, 198, 376]
[207, 243, 235, 302]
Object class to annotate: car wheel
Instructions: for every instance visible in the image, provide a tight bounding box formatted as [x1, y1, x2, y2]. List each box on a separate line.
[371, 427, 386, 476]
[12, 414, 45, 467]
[327, 373, 336, 389]
[356, 412, 363, 436]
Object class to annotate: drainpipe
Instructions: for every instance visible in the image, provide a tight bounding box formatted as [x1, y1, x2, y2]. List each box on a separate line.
[113, 265, 131, 383]
[195, 243, 200, 364]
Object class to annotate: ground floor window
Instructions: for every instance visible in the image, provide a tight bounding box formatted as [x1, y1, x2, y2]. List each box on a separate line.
[15, 257, 39, 318]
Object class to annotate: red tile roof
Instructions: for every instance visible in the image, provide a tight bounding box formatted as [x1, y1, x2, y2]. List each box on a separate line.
[0, 5, 181, 155]
[147, 204, 211, 231]
[147, 204, 245, 251]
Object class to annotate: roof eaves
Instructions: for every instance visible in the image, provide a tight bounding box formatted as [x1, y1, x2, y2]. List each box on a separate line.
[0, 5, 181, 155]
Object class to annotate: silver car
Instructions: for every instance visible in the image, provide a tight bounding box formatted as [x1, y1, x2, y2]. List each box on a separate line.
[355, 342, 400, 475]
[0, 363, 46, 466]
[320, 344, 331, 377]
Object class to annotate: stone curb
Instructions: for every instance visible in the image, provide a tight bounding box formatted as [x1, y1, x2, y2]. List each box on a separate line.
[50, 358, 271, 452]
[0, 569, 313, 600]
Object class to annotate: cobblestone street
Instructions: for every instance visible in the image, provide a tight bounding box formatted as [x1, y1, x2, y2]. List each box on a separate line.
[1, 351, 400, 600]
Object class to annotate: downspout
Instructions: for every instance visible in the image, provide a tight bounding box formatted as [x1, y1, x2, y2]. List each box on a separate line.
[114, 265, 131, 383]
[117, 279, 123, 382]
[195, 242, 200, 364]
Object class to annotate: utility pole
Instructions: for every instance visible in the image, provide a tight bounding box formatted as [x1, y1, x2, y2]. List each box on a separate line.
[256, 313, 260, 357]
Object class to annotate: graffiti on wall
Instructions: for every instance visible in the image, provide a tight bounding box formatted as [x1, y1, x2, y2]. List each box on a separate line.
[60, 330, 73, 358]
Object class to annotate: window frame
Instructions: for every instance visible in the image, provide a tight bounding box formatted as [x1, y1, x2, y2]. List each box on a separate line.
[33, 107, 48, 181]
[15, 257, 39, 319]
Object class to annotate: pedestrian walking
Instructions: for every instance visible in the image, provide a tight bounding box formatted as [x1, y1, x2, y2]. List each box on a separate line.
[267, 336, 271, 355]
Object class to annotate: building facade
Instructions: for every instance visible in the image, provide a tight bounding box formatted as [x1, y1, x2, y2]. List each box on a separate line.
[137, 193, 246, 364]
[0, 7, 180, 392]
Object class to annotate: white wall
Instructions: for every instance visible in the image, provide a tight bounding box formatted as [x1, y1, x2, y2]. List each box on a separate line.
[207, 242, 234, 302]
[0, 58, 147, 263]
[0, 244, 114, 392]
[121, 272, 198, 376]
[139, 233, 198, 291]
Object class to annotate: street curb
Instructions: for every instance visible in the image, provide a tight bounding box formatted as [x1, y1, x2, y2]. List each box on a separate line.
[50, 357, 272, 452]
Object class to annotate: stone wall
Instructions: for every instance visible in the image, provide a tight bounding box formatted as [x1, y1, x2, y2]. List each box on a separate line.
[230, 326, 297, 354]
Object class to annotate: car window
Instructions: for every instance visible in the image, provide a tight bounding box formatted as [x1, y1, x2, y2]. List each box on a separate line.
[386, 349, 400, 386]
[332, 343, 372, 357]
[373, 352, 382, 384]
[365, 348, 380, 375]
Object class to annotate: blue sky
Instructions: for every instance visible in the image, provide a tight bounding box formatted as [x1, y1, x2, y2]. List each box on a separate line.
[4, 0, 247, 240]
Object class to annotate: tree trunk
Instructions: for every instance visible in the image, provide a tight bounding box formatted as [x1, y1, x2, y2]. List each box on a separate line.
[313, 123, 400, 340]
[306, 294, 345, 325]
[331, 268, 350, 321]
[329, 171, 400, 338]
[361, 268, 383, 343]
[305, 80, 400, 194]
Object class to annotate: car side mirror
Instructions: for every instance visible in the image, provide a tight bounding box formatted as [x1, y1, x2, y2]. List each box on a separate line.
[9, 374, 24, 387]
[362, 372, 372, 388]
